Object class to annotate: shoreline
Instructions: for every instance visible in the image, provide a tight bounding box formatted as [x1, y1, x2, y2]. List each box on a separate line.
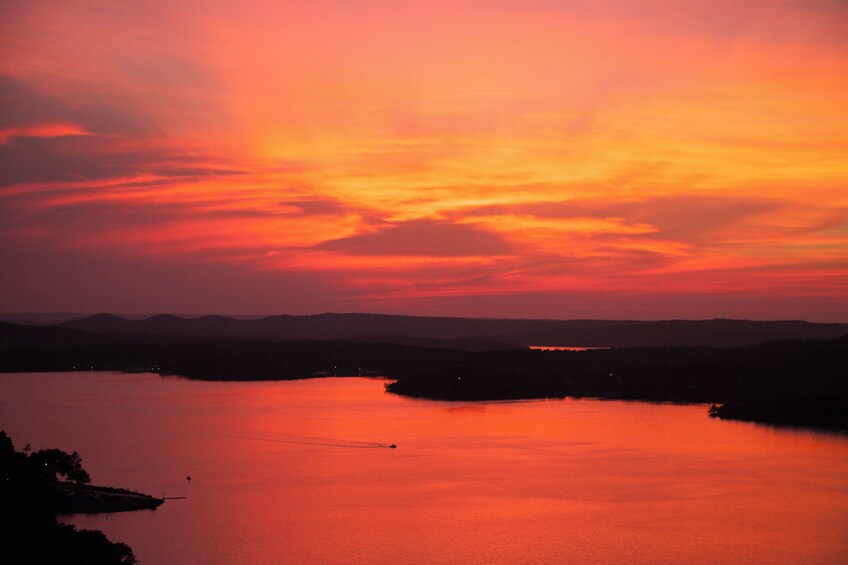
[54, 482, 164, 514]
[2, 368, 846, 433]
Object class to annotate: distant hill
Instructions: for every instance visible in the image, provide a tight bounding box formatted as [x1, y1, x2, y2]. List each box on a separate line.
[52, 313, 848, 348]
[519, 318, 848, 347]
[57, 313, 561, 345]
[0, 322, 170, 351]
[3, 313, 845, 351]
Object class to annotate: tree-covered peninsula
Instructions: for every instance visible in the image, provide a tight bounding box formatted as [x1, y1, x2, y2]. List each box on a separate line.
[0, 431, 138, 565]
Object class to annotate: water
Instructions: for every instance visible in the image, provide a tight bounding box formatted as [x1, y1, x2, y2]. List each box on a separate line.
[1, 372, 847, 564]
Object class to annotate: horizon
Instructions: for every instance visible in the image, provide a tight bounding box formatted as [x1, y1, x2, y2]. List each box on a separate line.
[2, 310, 846, 325]
[2, 1, 847, 321]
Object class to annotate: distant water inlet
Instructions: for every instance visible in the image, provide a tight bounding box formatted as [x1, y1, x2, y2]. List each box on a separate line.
[528, 345, 611, 351]
[188, 428, 396, 449]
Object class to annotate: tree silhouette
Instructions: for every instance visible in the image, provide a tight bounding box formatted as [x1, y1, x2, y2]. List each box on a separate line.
[29, 448, 91, 484]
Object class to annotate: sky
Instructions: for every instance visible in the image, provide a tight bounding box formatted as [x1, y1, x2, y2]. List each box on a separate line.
[1, 0, 847, 320]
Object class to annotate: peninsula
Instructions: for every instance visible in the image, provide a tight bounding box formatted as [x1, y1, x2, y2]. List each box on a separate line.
[0, 430, 163, 564]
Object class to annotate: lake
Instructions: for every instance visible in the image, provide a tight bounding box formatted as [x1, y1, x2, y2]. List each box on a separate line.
[1, 371, 847, 564]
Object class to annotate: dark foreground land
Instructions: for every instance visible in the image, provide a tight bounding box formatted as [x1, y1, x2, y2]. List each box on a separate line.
[1, 315, 846, 431]
[0, 431, 143, 564]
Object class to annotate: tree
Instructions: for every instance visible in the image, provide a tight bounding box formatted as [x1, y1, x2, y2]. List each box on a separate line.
[29, 448, 91, 484]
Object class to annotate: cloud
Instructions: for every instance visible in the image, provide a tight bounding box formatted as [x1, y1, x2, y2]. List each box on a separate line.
[318, 219, 513, 257]
[0, 136, 247, 187]
[0, 76, 160, 137]
[458, 194, 781, 242]
[0, 135, 158, 185]
[0, 76, 178, 186]
[0, 76, 248, 186]
[282, 199, 354, 216]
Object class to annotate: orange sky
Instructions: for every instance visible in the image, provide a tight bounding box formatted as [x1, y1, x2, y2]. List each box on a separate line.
[1, 0, 847, 320]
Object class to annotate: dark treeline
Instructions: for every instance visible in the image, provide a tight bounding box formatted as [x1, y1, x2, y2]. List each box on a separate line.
[387, 338, 848, 430]
[0, 340, 471, 380]
[1, 334, 846, 430]
[0, 431, 137, 564]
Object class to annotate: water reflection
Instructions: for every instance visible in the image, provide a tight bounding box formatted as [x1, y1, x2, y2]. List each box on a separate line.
[1, 372, 846, 564]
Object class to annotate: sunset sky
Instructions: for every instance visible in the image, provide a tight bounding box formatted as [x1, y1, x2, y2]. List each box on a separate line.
[2, 0, 847, 320]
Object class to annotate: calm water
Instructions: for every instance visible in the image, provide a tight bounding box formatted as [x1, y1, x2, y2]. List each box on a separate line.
[1, 372, 847, 564]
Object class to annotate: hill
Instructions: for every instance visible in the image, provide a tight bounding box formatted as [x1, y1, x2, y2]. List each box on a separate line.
[51, 313, 848, 348]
